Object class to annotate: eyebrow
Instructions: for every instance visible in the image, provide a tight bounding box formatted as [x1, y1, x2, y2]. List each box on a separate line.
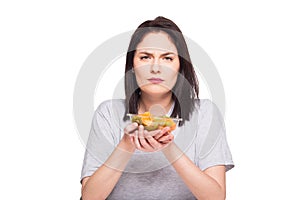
[136, 51, 176, 56]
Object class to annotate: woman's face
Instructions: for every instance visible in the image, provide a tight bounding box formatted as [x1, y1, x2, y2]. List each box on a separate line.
[133, 31, 180, 96]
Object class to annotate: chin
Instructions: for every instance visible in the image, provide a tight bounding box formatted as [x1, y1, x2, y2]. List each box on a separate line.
[140, 85, 171, 96]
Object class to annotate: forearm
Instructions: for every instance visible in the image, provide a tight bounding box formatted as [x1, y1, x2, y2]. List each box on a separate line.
[162, 143, 225, 200]
[82, 137, 135, 200]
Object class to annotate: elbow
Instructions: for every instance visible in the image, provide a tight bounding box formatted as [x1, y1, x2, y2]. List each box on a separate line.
[81, 194, 106, 200]
[211, 185, 226, 200]
[196, 189, 226, 200]
[208, 194, 226, 200]
[198, 195, 225, 200]
[212, 190, 226, 200]
[81, 184, 107, 200]
[214, 191, 226, 200]
[218, 193, 226, 200]
[219, 188, 226, 200]
[81, 189, 107, 200]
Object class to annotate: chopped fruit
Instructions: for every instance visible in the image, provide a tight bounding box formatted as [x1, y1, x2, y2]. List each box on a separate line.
[131, 112, 177, 131]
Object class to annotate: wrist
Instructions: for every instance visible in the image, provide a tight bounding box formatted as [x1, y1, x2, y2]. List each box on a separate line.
[119, 134, 135, 153]
[104, 136, 135, 171]
[162, 142, 183, 163]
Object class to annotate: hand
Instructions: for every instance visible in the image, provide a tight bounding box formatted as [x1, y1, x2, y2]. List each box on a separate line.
[133, 125, 174, 152]
[122, 122, 139, 148]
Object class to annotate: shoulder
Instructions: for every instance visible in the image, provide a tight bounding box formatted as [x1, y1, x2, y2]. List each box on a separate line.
[95, 99, 126, 115]
[193, 99, 224, 122]
[194, 99, 216, 113]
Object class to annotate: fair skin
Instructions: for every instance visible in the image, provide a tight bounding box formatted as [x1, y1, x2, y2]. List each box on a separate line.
[81, 32, 226, 200]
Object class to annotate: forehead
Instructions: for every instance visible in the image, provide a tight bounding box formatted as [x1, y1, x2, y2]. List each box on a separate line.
[136, 32, 178, 54]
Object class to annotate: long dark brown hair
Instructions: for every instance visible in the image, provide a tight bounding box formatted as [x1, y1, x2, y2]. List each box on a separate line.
[124, 16, 199, 126]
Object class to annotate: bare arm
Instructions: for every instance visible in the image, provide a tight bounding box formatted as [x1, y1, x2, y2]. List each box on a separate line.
[162, 142, 226, 200]
[81, 124, 137, 200]
[133, 126, 226, 199]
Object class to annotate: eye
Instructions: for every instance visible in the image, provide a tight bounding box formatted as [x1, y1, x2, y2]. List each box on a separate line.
[140, 56, 150, 60]
[164, 56, 173, 61]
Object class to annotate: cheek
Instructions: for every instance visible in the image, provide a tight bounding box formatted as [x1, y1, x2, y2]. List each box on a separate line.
[163, 60, 180, 75]
[134, 69, 148, 87]
[163, 65, 179, 80]
[168, 62, 180, 87]
[167, 73, 178, 88]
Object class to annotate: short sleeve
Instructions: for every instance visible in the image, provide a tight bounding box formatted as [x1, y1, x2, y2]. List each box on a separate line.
[80, 101, 118, 183]
[195, 100, 234, 172]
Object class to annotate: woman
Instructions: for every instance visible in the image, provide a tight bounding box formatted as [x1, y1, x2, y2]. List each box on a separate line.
[81, 16, 234, 200]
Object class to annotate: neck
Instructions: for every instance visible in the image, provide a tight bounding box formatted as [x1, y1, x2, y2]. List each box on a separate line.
[138, 92, 173, 114]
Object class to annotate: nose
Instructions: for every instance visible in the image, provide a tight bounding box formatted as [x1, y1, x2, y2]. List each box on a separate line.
[150, 58, 161, 73]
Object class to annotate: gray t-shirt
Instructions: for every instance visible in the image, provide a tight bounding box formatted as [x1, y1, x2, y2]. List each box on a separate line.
[81, 99, 234, 200]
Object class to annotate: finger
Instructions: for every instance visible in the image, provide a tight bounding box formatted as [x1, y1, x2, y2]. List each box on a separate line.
[147, 129, 161, 136]
[138, 125, 151, 149]
[161, 126, 171, 134]
[150, 130, 164, 139]
[154, 127, 171, 140]
[124, 122, 139, 135]
[133, 130, 141, 149]
[129, 135, 135, 144]
[158, 134, 174, 143]
[145, 132, 162, 150]
[155, 132, 172, 140]
[155, 132, 168, 140]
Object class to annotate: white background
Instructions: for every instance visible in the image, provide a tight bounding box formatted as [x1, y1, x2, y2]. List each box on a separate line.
[1, 0, 299, 199]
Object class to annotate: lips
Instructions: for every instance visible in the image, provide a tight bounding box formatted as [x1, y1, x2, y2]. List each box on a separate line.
[148, 77, 164, 84]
